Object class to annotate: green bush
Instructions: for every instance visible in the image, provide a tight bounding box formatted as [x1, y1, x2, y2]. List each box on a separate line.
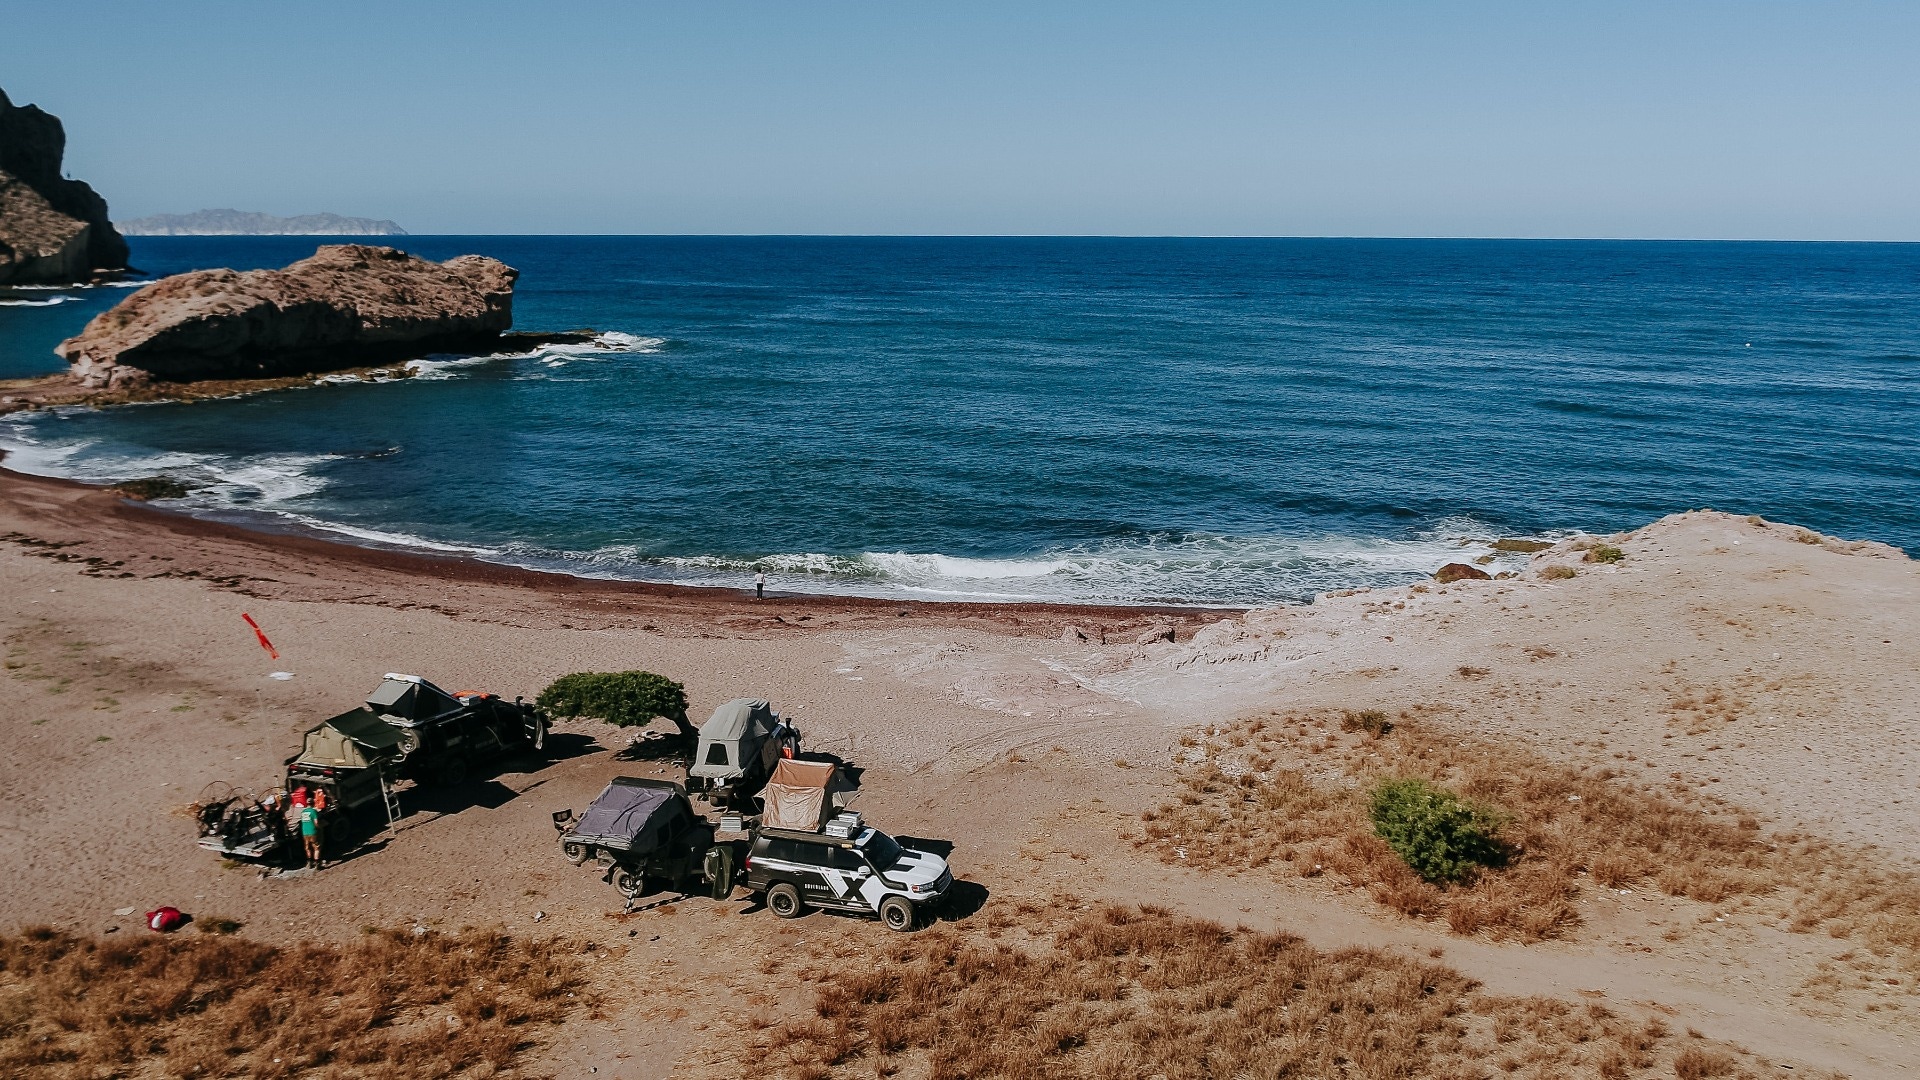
[536, 671, 691, 737]
[1584, 544, 1624, 564]
[1368, 778, 1507, 884]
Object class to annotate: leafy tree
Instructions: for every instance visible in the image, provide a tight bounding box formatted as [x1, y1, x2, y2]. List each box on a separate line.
[1368, 778, 1507, 884]
[536, 671, 692, 738]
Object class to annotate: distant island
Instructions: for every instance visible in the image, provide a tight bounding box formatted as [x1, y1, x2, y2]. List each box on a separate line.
[118, 209, 407, 236]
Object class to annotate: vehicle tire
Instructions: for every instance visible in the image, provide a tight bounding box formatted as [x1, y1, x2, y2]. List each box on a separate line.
[562, 841, 588, 865]
[767, 883, 804, 919]
[437, 758, 468, 787]
[614, 868, 643, 898]
[879, 895, 915, 932]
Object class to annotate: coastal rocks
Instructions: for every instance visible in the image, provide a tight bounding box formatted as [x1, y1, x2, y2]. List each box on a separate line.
[0, 87, 129, 284]
[1135, 623, 1177, 645]
[1433, 562, 1491, 584]
[58, 245, 518, 387]
[1061, 625, 1090, 643]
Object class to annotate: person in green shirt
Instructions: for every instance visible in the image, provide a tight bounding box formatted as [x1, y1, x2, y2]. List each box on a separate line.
[300, 801, 323, 869]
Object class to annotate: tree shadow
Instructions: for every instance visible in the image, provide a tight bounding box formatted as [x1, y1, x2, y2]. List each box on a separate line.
[537, 732, 603, 763]
[615, 731, 693, 763]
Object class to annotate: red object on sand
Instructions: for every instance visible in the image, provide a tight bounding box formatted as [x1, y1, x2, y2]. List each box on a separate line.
[241, 612, 279, 659]
[147, 907, 187, 932]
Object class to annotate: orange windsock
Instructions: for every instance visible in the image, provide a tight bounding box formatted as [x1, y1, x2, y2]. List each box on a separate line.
[241, 613, 279, 660]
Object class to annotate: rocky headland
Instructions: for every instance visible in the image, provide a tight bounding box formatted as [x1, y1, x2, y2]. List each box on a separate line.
[119, 209, 407, 236]
[56, 244, 527, 388]
[0, 87, 129, 285]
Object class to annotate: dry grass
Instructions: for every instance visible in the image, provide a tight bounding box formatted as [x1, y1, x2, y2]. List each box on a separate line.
[1140, 714, 1920, 968]
[715, 901, 1783, 1080]
[0, 926, 584, 1079]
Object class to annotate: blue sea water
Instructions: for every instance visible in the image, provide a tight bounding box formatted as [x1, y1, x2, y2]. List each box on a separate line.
[2, 236, 1916, 606]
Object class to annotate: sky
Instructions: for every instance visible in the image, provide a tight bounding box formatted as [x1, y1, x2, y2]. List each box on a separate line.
[5, 2, 1918, 238]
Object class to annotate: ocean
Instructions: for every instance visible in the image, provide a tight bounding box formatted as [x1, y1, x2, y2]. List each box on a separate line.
[2, 236, 1915, 606]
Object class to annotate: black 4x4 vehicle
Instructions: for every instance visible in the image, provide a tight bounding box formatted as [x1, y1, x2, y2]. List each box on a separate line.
[744, 822, 952, 931]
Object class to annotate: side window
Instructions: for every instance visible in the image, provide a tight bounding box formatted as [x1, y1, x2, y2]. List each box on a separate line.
[705, 742, 730, 766]
[830, 847, 866, 872]
[762, 838, 799, 863]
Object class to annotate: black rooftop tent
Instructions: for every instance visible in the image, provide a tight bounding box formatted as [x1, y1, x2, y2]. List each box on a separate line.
[566, 777, 692, 854]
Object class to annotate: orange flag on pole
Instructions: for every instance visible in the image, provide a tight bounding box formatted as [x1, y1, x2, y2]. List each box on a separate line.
[241, 613, 279, 660]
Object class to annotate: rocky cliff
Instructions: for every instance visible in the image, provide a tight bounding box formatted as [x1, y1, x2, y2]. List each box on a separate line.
[120, 210, 408, 236]
[57, 244, 517, 387]
[0, 87, 129, 284]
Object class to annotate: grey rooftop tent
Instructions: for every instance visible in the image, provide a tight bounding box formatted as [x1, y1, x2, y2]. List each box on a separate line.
[758, 758, 855, 831]
[366, 673, 463, 728]
[689, 698, 780, 782]
[564, 777, 699, 856]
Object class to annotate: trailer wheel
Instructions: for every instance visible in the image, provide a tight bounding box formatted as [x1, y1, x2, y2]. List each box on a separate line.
[562, 841, 589, 865]
[880, 895, 915, 932]
[614, 868, 643, 898]
[767, 883, 803, 919]
[437, 759, 468, 787]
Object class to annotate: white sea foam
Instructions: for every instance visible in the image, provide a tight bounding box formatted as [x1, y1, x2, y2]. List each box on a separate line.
[477, 522, 1552, 606]
[4, 280, 156, 290]
[0, 295, 75, 306]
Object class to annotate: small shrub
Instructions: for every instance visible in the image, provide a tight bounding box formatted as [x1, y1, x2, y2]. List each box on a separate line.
[1342, 709, 1392, 737]
[111, 476, 191, 501]
[1456, 666, 1490, 678]
[1673, 1045, 1737, 1079]
[536, 670, 690, 735]
[1541, 565, 1579, 580]
[1793, 529, 1824, 545]
[1369, 778, 1507, 884]
[198, 916, 244, 935]
[1584, 545, 1625, 564]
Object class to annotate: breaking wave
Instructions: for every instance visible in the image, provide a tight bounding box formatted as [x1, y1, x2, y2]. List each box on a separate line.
[0, 295, 76, 307]
[405, 331, 666, 380]
[481, 521, 1547, 606]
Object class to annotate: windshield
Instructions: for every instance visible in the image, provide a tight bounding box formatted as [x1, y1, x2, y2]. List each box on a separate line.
[860, 829, 906, 871]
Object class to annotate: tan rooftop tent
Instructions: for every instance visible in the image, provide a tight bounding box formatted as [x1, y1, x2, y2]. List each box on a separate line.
[759, 759, 854, 831]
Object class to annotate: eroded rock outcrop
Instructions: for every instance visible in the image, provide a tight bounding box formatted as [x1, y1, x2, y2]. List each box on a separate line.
[0, 87, 128, 284]
[57, 244, 518, 387]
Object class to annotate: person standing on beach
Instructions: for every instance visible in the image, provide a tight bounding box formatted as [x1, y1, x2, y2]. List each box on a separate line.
[755, 570, 766, 600]
[299, 798, 323, 869]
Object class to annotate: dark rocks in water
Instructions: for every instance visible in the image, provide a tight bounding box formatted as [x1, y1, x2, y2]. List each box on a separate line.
[58, 244, 518, 387]
[0, 87, 129, 284]
[1434, 562, 1492, 584]
[1491, 538, 1554, 553]
[112, 477, 193, 501]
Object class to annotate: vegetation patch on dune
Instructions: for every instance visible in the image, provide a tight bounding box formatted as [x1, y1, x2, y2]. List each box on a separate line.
[716, 901, 1784, 1080]
[0, 926, 584, 1079]
[1138, 712, 1920, 982]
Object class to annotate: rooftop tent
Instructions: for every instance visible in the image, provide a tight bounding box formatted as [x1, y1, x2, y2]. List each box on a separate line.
[567, 777, 690, 854]
[698, 699, 776, 742]
[366, 673, 462, 724]
[689, 699, 777, 780]
[294, 708, 404, 769]
[759, 758, 854, 831]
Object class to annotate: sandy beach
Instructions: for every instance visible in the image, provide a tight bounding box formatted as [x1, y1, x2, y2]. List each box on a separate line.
[2, 467, 1916, 1077]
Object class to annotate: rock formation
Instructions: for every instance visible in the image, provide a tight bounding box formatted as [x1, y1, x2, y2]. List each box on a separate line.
[0, 87, 129, 284]
[120, 210, 407, 236]
[1433, 562, 1492, 584]
[58, 244, 517, 387]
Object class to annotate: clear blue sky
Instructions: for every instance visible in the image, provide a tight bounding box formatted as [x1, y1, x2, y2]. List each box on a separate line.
[7, 2, 1918, 238]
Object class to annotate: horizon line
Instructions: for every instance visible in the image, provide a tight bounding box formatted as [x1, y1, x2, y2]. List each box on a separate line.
[118, 232, 1920, 244]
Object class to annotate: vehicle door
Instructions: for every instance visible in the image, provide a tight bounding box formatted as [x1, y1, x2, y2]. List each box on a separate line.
[819, 844, 877, 909]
